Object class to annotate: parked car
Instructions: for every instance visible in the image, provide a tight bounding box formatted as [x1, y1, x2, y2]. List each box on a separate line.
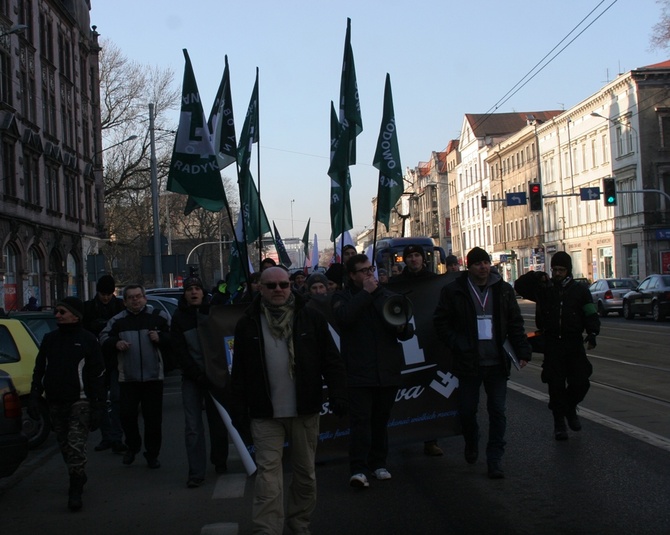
[622, 274, 670, 322]
[145, 287, 186, 299]
[0, 319, 50, 448]
[145, 295, 179, 320]
[589, 278, 639, 317]
[0, 370, 28, 478]
[7, 310, 57, 345]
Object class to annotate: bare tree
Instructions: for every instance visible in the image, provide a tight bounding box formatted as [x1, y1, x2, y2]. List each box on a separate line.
[651, 0, 670, 49]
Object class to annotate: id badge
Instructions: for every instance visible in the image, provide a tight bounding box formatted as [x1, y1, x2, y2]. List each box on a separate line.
[477, 315, 493, 340]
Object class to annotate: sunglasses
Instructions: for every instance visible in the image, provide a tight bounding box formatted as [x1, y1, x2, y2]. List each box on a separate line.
[262, 281, 291, 290]
[54, 308, 69, 315]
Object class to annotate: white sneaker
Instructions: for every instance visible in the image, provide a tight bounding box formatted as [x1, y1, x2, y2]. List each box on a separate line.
[349, 473, 369, 488]
[373, 468, 392, 480]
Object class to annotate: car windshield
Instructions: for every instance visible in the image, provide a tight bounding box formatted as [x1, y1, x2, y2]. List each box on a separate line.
[608, 279, 637, 289]
[662, 276, 670, 286]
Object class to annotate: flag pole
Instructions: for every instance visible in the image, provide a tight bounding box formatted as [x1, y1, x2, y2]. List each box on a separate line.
[255, 67, 263, 268]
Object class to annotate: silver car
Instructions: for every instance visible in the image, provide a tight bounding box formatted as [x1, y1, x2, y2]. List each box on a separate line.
[589, 278, 638, 317]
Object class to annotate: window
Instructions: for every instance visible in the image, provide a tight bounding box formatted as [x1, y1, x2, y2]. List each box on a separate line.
[591, 139, 597, 168]
[602, 134, 609, 163]
[17, 0, 34, 42]
[2, 138, 16, 197]
[61, 82, 74, 147]
[23, 150, 40, 205]
[0, 46, 10, 105]
[41, 66, 56, 135]
[64, 171, 77, 217]
[624, 244, 639, 279]
[45, 164, 59, 211]
[19, 45, 37, 122]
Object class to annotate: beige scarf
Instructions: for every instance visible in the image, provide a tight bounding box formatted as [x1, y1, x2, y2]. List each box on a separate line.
[261, 293, 296, 377]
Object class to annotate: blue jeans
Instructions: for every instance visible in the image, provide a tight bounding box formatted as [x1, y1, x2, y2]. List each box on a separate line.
[457, 365, 507, 466]
[181, 377, 228, 480]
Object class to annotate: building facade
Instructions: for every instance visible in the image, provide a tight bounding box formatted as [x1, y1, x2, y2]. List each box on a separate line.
[0, 0, 102, 311]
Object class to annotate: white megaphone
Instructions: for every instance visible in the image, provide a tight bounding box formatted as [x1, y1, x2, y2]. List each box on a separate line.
[382, 295, 413, 326]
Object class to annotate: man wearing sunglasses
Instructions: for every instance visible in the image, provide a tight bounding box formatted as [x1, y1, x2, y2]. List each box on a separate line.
[231, 266, 347, 535]
[332, 254, 415, 489]
[28, 297, 106, 510]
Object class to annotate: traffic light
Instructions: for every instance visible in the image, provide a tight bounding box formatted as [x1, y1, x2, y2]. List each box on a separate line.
[481, 195, 488, 209]
[529, 182, 542, 211]
[603, 177, 617, 206]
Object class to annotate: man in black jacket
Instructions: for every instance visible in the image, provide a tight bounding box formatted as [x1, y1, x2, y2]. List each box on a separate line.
[231, 266, 347, 535]
[29, 297, 106, 511]
[434, 247, 530, 479]
[332, 254, 415, 488]
[83, 275, 126, 454]
[514, 251, 600, 440]
[171, 275, 228, 488]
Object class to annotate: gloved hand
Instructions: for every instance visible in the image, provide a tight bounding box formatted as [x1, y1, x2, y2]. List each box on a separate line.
[584, 333, 597, 350]
[27, 395, 41, 420]
[329, 398, 348, 417]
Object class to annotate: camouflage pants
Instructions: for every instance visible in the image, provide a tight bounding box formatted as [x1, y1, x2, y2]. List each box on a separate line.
[49, 400, 91, 477]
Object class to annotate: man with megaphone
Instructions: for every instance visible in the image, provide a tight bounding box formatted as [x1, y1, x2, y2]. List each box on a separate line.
[332, 254, 415, 489]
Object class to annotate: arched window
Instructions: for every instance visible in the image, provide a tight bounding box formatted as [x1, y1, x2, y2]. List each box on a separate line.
[27, 247, 42, 306]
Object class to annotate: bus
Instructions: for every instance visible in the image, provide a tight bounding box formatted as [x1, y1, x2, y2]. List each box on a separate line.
[375, 237, 447, 275]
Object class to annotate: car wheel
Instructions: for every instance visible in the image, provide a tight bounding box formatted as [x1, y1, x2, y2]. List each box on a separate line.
[623, 300, 634, 320]
[652, 301, 665, 322]
[21, 396, 51, 449]
[597, 301, 608, 317]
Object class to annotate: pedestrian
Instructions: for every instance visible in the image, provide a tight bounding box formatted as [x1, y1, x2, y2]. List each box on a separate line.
[171, 275, 229, 488]
[325, 263, 344, 293]
[434, 247, 531, 479]
[514, 251, 600, 440]
[260, 257, 277, 271]
[28, 297, 106, 510]
[332, 254, 414, 488]
[83, 274, 127, 455]
[231, 266, 347, 534]
[305, 272, 329, 296]
[446, 254, 460, 272]
[341, 244, 358, 265]
[389, 245, 443, 457]
[377, 268, 389, 284]
[99, 284, 171, 469]
[290, 271, 307, 294]
[22, 296, 39, 310]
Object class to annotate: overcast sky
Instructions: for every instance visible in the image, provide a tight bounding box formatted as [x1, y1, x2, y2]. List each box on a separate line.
[90, 0, 667, 245]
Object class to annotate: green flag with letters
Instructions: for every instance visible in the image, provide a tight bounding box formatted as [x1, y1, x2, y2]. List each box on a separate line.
[167, 49, 227, 212]
[373, 74, 403, 230]
[328, 102, 353, 241]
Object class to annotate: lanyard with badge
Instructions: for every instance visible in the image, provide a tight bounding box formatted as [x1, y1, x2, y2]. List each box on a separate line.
[468, 279, 493, 340]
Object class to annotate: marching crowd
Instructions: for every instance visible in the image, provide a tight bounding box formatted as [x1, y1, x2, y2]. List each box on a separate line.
[28, 245, 599, 535]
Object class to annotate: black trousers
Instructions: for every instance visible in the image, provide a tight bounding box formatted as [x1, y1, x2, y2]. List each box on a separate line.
[119, 380, 163, 458]
[541, 337, 593, 415]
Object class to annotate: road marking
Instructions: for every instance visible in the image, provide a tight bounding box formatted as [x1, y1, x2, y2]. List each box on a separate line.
[509, 381, 670, 453]
[213, 472, 248, 499]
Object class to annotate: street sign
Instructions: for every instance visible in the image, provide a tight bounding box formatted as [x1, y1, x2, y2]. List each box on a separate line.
[500, 254, 508, 262]
[580, 187, 601, 201]
[655, 229, 670, 240]
[506, 192, 527, 206]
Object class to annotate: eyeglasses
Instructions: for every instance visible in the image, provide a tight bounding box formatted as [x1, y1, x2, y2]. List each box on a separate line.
[354, 266, 376, 275]
[262, 281, 291, 290]
[54, 308, 69, 315]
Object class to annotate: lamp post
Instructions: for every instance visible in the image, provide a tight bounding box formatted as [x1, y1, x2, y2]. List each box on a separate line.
[290, 199, 295, 238]
[591, 112, 638, 154]
[0, 24, 28, 39]
[99, 134, 138, 154]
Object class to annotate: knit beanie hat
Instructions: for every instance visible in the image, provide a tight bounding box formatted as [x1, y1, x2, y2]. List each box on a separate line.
[466, 247, 490, 267]
[403, 244, 426, 260]
[446, 254, 459, 266]
[96, 275, 116, 294]
[306, 273, 328, 289]
[183, 276, 204, 291]
[551, 251, 572, 273]
[56, 297, 84, 320]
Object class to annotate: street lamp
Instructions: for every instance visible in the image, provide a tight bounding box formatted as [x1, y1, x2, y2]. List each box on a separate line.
[0, 24, 28, 39]
[100, 135, 138, 153]
[290, 199, 295, 238]
[591, 112, 638, 153]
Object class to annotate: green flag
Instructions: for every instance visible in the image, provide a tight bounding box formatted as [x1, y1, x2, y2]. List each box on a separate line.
[273, 221, 293, 267]
[209, 55, 238, 171]
[227, 214, 249, 294]
[373, 74, 403, 230]
[237, 69, 270, 244]
[167, 49, 227, 212]
[328, 102, 353, 242]
[337, 17, 362, 165]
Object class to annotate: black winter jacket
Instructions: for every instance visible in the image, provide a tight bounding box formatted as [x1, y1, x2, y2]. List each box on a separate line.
[331, 284, 414, 387]
[514, 271, 600, 340]
[30, 323, 106, 403]
[170, 295, 210, 383]
[433, 272, 531, 377]
[231, 293, 346, 419]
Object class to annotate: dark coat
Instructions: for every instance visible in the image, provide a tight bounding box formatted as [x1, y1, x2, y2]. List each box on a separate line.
[433, 272, 531, 377]
[170, 295, 210, 383]
[231, 293, 346, 419]
[331, 284, 414, 387]
[82, 295, 125, 338]
[514, 271, 600, 340]
[30, 324, 106, 403]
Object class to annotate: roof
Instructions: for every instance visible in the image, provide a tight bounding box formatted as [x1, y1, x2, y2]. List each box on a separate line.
[465, 110, 563, 139]
[639, 59, 670, 70]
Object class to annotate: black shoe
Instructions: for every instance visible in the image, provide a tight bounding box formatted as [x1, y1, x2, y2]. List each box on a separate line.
[122, 451, 136, 465]
[187, 478, 204, 488]
[566, 408, 582, 431]
[111, 442, 128, 454]
[144, 453, 161, 469]
[553, 413, 569, 441]
[67, 474, 86, 511]
[423, 441, 444, 456]
[215, 463, 228, 474]
[94, 440, 112, 452]
[487, 464, 504, 479]
[464, 445, 479, 465]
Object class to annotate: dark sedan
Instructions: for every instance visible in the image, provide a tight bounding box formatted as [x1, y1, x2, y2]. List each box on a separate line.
[589, 278, 638, 317]
[622, 274, 670, 322]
